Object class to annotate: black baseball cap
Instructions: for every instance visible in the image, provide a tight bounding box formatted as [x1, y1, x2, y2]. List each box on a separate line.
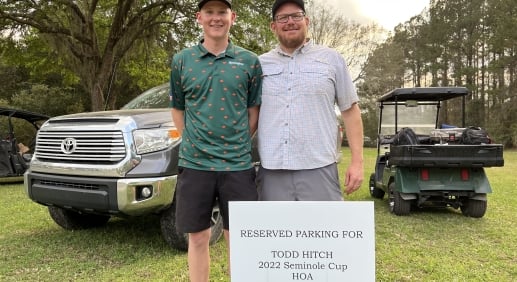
[272, 0, 305, 18]
[198, 0, 232, 10]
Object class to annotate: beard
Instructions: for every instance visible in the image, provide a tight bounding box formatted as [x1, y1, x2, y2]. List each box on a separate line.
[275, 27, 308, 51]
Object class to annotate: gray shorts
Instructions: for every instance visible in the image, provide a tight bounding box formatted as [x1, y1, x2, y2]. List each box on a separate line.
[256, 163, 343, 201]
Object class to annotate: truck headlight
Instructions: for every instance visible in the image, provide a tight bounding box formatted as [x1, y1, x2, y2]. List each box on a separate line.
[133, 128, 181, 154]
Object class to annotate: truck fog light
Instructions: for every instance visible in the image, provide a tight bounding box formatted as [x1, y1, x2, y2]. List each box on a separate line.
[136, 186, 153, 200]
[141, 187, 152, 198]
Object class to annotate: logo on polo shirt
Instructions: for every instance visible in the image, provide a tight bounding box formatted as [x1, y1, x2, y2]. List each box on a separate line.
[229, 61, 244, 66]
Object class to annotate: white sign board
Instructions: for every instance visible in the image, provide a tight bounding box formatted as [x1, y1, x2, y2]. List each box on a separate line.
[229, 201, 375, 281]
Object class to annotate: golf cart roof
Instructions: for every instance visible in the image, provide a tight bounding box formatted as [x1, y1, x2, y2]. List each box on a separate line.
[378, 87, 469, 103]
[0, 107, 49, 123]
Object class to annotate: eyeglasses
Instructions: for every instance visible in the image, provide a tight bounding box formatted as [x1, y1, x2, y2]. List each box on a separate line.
[274, 12, 305, 24]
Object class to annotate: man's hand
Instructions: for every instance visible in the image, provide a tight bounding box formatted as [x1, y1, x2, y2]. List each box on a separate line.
[344, 162, 363, 195]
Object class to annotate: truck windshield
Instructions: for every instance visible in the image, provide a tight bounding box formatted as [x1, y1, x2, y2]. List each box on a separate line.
[121, 83, 170, 110]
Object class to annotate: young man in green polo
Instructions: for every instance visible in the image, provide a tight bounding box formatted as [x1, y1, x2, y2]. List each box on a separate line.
[169, 0, 262, 280]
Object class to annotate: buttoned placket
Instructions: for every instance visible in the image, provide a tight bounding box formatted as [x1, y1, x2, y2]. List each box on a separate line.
[281, 55, 297, 167]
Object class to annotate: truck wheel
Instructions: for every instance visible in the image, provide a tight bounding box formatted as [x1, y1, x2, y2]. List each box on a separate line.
[388, 183, 411, 216]
[160, 202, 224, 251]
[460, 198, 487, 218]
[369, 173, 385, 199]
[48, 206, 110, 230]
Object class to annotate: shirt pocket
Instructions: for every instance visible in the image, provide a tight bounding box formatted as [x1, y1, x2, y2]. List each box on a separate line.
[261, 65, 284, 96]
[299, 65, 333, 96]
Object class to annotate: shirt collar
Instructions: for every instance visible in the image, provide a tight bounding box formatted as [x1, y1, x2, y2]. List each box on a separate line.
[196, 39, 236, 58]
[275, 39, 312, 57]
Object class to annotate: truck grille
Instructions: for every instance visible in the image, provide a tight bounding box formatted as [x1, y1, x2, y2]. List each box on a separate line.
[39, 179, 104, 190]
[35, 130, 126, 164]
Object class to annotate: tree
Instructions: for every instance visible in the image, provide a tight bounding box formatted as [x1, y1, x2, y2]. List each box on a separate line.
[362, 0, 517, 146]
[11, 84, 85, 117]
[1, 0, 196, 111]
[0, 0, 275, 111]
[230, 0, 277, 54]
[306, 1, 385, 82]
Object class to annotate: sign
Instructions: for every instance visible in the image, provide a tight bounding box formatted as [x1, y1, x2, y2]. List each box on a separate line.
[229, 201, 375, 281]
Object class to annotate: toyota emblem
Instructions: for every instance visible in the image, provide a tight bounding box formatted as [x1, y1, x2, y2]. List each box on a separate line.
[61, 137, 77, 154]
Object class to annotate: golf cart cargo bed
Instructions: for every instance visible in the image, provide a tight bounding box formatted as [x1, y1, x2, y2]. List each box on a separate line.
[389, 144, 504, 168]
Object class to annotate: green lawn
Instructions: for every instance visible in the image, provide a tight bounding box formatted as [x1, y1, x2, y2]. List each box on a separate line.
[1, 148, 515, 281]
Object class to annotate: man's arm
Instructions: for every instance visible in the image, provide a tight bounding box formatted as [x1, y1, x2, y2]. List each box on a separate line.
[341, 102, 364, 195]
[171, 108, 185, 136]
[248, 105, 260, 136]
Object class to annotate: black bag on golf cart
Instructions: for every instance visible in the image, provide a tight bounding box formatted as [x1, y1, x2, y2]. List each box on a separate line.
[393, 127, 419, 146]
[460, 126, 490, 144]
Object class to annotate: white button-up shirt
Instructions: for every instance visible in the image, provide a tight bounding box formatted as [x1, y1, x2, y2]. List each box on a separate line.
[257, 40, 359, 170]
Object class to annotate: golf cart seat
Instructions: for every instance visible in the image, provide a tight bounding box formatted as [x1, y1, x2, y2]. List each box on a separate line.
[0, 140, 15, 176]
[0, 139, 27, 177]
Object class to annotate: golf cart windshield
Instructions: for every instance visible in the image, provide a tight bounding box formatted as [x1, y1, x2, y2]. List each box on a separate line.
[380, 104, 437, 135]
[377, 87, 469, 136]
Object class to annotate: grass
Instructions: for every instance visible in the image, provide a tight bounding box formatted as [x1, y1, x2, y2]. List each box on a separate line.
[1, 148, 516, 281]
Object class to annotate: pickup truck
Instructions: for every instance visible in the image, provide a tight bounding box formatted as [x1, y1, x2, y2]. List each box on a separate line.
[25, 83, 343, 250]
[25, 84, 221, 250]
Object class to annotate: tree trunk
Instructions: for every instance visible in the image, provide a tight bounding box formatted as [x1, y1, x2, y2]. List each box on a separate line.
[90, 82, 106, 112]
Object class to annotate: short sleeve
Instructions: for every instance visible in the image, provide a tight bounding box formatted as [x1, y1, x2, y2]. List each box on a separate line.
[170, 53, 185, 110]
[247, 56, 263, 108]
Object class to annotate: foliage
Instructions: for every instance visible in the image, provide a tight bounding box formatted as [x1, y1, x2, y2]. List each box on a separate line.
[0, 0, 276, 112]
[11, 84, 84, 117]
[230, 0, 277, 54]
[0, 0, 197, 111]
[1, 148, 516, 281]
[361, 0, 517, 147]
[307, 1, 385, 82]
[2, 0, 516, 145]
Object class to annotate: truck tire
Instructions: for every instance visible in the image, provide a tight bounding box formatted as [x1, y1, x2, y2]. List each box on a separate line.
[369, 173, 385, 199]
[460, 198, 487, 218]
[388, 183, 411, 216]
[160, 202, 224, 251]
[48, 206, 110, 230]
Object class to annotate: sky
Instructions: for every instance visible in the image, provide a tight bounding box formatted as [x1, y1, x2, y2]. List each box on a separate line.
[321, 0, 429, 31]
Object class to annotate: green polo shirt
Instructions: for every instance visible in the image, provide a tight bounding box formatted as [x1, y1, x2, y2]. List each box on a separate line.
[170, 41, 262, 171]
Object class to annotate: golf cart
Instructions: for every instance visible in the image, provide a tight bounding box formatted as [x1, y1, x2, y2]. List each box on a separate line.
[369, 87, 504, 218]
[0, 107, 49, 183]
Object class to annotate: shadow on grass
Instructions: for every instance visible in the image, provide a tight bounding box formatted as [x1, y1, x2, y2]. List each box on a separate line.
[361, 195, 485, 218]
[5, 213, 183, 259]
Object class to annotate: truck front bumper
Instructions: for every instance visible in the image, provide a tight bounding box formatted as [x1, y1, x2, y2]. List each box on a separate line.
[25, 172, 176, 216]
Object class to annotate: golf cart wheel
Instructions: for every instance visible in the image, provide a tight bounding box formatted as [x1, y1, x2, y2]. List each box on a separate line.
[160, 202, 224, 251]
[388, 182, 411, 216]
[461, 198, 487, 218]
[48, 206, 110, 230]
[369, 173, 385, 199]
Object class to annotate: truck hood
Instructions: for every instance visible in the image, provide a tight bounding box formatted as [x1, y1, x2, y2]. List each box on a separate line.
[45, 108, 173, 129]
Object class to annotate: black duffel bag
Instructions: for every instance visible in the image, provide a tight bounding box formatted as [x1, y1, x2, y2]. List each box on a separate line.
[460, 126, 490, 144]
[393, 127, 419, 145]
